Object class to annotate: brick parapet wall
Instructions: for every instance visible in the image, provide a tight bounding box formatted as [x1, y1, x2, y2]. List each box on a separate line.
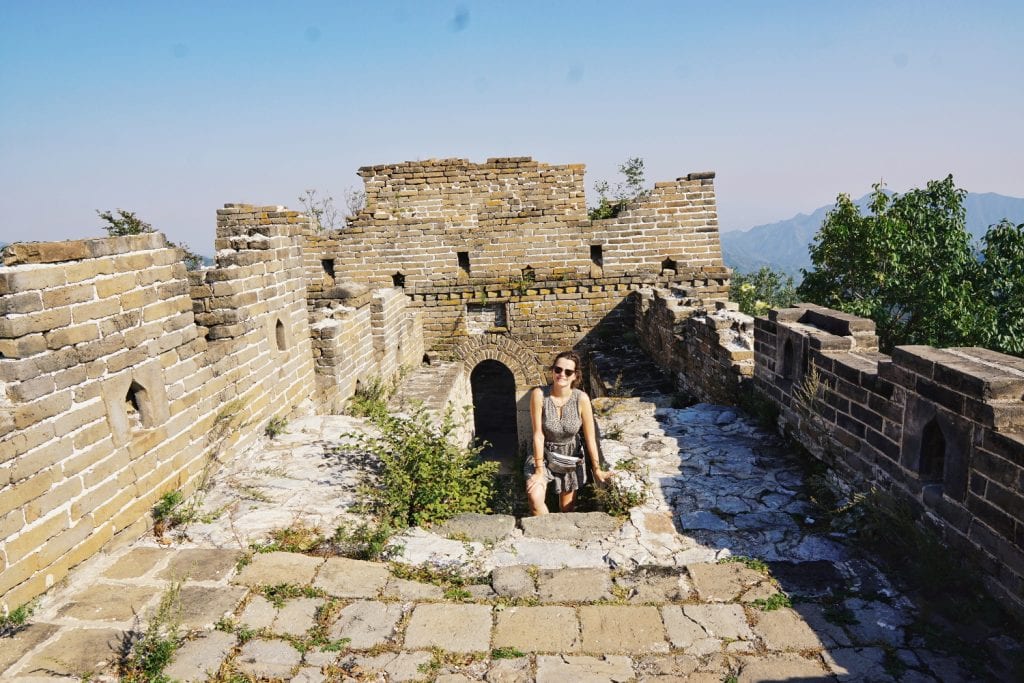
[0, 207, 320, 612]
[633, 286, 754, 403]
[754, 306, 1024, 611]
[635, 295, 1024, 611]
[303, 158, 727, 368]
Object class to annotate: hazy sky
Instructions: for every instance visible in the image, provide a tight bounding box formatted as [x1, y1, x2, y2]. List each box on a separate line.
[1, 1, 1021, 253]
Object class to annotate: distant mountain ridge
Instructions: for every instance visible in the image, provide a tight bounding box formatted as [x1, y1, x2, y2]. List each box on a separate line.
[722, 192, 1024, 277]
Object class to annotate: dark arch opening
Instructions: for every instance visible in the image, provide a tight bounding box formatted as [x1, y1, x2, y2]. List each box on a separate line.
[125, 381, 149, 429]
[275, 318, 287, 351]
[393, 272, 405, 288]
[661, 257, 677, 273]
[781, 338, 795, 379]
[470, 359, 518, 473]
[920, 418, 946, 485]
[422, 353, 431, 366]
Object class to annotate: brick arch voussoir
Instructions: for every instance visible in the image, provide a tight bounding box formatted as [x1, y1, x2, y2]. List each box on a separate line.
[454, 335, 543, 390]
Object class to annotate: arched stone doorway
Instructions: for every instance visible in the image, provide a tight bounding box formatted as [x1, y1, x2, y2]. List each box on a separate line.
[470, 359, 519, 471]
[452, 333, 545, 448]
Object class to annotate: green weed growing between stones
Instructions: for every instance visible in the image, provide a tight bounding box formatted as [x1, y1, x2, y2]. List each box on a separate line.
[491, 646, 526, 659]
[341, 405, 498, 529]
[264, 416, 288, 439]
[752, 593, 792, 611]
[718, 555, 771, 575]
[256, 523, 326, 554]
[119, 581, 182, 683]
[0, 600, 35, 636]
[346, 376, 393, 421]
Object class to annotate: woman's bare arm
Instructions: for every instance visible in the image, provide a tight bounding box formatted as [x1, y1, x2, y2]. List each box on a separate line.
[578, 392, 611, 483]
[529, 387, 545, 470]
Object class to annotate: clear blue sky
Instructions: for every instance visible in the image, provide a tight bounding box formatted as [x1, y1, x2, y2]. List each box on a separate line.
[1, 1, 1022, 252]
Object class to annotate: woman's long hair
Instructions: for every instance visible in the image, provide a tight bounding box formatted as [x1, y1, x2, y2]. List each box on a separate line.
[551, 350, 583, 389]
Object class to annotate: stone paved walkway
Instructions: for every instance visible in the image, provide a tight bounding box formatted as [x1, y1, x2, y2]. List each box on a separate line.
[1, 394, 1019, 681]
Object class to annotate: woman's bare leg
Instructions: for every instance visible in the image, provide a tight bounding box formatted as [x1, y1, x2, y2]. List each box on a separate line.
[559, 490, 577, 512]
[527, 478, 549, 515]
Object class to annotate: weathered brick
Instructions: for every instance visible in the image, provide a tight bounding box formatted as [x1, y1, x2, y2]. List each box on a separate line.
[0, 266, 67, 295]
[13, 390, 73, 430]
[95, 272, 139, 298]
[41, 283, 96, 309]
[0, 469, 55, 517]
[0, 307, 73, 338]
[0, 291, 44, 315]
[4, 510, 69, 565]
[45, 322, 100, 349]
[0, 334, 47, 358]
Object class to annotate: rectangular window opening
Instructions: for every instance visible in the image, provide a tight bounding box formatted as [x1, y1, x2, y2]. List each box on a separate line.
[457, 251, 471, 273]
[590, 244, 603, 266]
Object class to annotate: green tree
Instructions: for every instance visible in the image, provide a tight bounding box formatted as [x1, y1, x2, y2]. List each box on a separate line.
[730, 267, 798, 317]
[97, 208, 204, 271]
[589, 157, 649, 220]
[798, 176, 981, 352]
[97, 208, 153, 236]
[975, 220, 1024, 356]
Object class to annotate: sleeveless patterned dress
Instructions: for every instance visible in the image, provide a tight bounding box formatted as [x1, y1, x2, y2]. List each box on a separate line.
[523, 386, 588, 493]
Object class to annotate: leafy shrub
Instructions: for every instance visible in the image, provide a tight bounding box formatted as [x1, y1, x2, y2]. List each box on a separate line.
[264, 416, 288, 439]
[588, 157, 649, 220]
[730, 267, 797, 317]
[592, 471, 646, 518]
[0, 601, 35, 636]
[346, 376, 392, 421]
[341, 406, 498, 529]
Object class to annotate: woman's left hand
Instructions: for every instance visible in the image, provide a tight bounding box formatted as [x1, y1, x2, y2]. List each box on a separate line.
[593, 468, 614, 485]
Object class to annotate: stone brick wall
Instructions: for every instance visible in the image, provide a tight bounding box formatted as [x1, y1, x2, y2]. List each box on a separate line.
[633, 286, 754, 403]
[752, 305, 1024, 610]
[635, 295, 1024, 613]
[304, 157, 728, 384]
[0, 210, 326, 612]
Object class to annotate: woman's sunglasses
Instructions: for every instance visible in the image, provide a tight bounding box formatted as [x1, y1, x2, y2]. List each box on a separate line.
[551, 366, 576, 377]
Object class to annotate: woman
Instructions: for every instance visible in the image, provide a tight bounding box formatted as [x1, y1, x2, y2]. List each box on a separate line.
[525, 351, 612, 515]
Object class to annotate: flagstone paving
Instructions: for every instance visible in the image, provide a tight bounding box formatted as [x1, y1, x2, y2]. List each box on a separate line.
[2, 390, 1021, 681]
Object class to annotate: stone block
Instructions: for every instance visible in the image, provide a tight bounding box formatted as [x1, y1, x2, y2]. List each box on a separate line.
[492, 606, 579, 652]
[163, 629, 236, 682]
[235, 637, 302, 679]
[232, 551, 323, 587]
[682, 604, 754, 640]
[239, 595, 277, 630]
[491, 565, 536, 599]
[0, 291, 43, 315]
[535, 654, 634, 683]
[312, 556, 390, 598]
[403, 603, 492, 653]
[436, 512, 516, 543]
[519, 512, 622, 541]
[750, 607, 823, 651]
[737, 653, 830, 682]
[22, 627, 124, 677]
[177, 585, 247, 629]
[0, 307, 72, 338]
[686, 562, 772, 602]
[103, 548, 172, 581]
[158, 548, 241, 582]
[537, 568, 611, 603]
[578, 605, 668, 654]
[382, 576, 445, 600]
[57, 583, 159, 621]
[329, 600, 405, 649]
[0, 621, 59, 674]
